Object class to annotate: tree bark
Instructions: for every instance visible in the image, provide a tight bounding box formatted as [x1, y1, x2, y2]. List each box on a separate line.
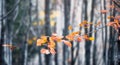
[45, 0, 51, 65]
[63, 0, 70, 65]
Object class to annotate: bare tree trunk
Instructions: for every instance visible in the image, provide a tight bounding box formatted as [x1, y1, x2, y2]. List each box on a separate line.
[82, 0, 91, 65]
[23, 0, 32, 65]
[35, 0, 42, 65]
[0, 0, 6, 65]
[63, 0, 70, 65]
[45, 0, 51, 65]
[4, 0, 17, 65]
[108, 1, 116, 65]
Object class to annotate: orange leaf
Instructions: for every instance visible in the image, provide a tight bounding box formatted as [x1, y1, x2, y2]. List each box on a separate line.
[65, 35, 74, 41]
[77, 37, 82, 42]
[79, 23, 83, 26]
[83, 35, 89, 40]
[106, 22, 115, 26]
[107, 16, 114, 19]
[62, 40, 72, 47]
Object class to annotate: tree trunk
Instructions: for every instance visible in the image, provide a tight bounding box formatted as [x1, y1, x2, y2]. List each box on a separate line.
[0, 0, 6, 65]
[63, 0, 70, 65]
[45, 0, 51, 65]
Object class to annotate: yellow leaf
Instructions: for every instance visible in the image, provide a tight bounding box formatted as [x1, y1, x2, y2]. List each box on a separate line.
[50, 21, 56, 27]
[36, 39, 45, 46]
[89, 37, 94, 41]
[40, 36, 47, 42]
[68, 25, 72, 30]
[27, 39, 33, 45]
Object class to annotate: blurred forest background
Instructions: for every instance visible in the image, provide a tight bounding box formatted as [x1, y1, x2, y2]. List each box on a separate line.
[0, 0, 120, 65]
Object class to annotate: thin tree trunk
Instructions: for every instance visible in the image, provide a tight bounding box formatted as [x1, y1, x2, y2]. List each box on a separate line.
[45, 0, 51, 65]
[63, 0, 70, 65]
[108, 1, 116, 65]
[83, 0, 91, 65]
[23, 0, 32, 65]
[0, 0, 6, 65]
[35, 0, 42, 65]
[89, 0, 95, 65]
[5, 0, 16, 65]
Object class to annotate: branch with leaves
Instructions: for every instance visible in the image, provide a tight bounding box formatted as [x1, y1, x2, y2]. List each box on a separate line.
[36, 20, 106, 55]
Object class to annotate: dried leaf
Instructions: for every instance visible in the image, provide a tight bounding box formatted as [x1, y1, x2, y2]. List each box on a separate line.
[62, 40, 72, 47]
[83, 35, 89, 40]
[77, 37, 82, 42]
[65, 35, 74, 41]
[106, 22, 115, 26]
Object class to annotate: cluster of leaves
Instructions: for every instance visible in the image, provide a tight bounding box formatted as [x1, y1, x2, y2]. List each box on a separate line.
[36, 20, 100, 55]
[106, 15, 120, 32]
[36, 33, 94, 55]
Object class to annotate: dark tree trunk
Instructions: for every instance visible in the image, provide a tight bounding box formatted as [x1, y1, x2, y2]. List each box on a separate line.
[45, 0, 51, 65]
[108, 1, 116, 65]
[83, 0, 90, 65]
[0, 0, 5, 64]
[63, 0, 70, 65]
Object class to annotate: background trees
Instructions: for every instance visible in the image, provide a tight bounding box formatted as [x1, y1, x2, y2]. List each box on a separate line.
[0, 0, 120, 65]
